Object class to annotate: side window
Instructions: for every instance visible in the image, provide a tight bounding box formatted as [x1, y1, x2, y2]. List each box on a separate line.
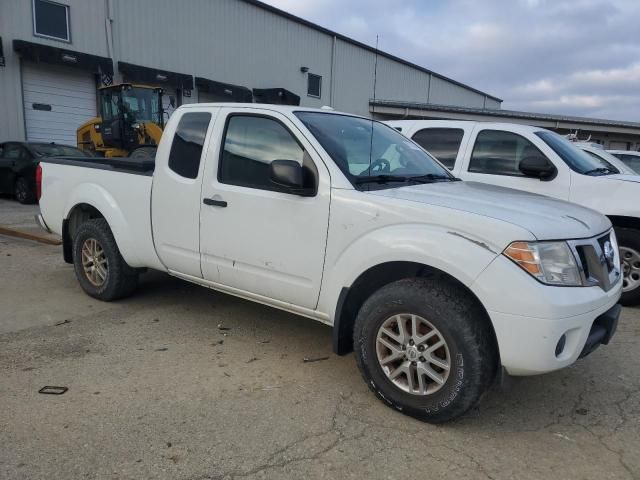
[411, 128, 464, 170]
[219, 115, 305, 192]
[168, 112, 211, 179]
[4, 145, 25, 159]
[468, 130, 545, 176]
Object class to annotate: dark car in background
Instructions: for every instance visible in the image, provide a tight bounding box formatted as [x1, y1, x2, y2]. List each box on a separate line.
[0, 142, 92, 204]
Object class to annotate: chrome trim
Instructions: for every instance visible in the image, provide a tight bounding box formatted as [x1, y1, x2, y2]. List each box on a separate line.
[567, 229, 621, 292]
[35, 213, 52, 234]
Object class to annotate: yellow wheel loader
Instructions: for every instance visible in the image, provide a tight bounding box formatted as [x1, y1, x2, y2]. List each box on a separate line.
[77, 84, 170, 160]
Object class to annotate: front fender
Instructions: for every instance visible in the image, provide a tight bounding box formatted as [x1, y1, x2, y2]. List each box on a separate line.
[63, 183, 141, 266]
[317, 223, 502, 321]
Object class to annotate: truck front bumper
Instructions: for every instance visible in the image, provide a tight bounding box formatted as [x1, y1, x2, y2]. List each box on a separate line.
[473, 255, 622, 376]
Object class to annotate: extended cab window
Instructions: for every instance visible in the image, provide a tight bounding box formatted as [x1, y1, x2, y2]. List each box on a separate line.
[411, 128, 464, 170]
[168, 112, 211, 179]
[469, 130, 545, 176]
[219, 115, 304, 192]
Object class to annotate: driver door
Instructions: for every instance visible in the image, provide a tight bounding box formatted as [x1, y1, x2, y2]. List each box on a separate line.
[460, 127, 570, 200]
[199, 108, 331, 309]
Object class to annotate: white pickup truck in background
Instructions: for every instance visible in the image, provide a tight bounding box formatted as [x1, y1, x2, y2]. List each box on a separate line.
[388, 120, 640, 305]
[37, 105, 621, 423]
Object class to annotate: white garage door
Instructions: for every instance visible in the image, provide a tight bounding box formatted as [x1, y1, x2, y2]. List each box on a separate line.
[22, 62, 97, 145]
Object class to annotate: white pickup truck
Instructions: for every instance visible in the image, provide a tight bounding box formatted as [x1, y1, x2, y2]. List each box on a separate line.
[388, 120, 640, 305]
[38, 104, 621, 423]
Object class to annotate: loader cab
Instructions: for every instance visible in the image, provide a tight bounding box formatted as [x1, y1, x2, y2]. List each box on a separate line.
[98, 84, 164, 150]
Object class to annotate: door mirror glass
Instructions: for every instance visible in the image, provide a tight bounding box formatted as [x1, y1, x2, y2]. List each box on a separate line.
[519, 156, 556, 180]
[270, 160, 304, 189]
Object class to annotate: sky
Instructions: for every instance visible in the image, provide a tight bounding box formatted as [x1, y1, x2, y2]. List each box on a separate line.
[263, 0, 640, 122]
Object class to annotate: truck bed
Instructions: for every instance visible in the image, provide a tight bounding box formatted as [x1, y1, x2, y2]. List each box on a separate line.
[41, 156, 155, 175]
[38, 156, 163, 270]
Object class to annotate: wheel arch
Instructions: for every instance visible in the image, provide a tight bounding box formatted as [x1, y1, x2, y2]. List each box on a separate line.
[62, 203, 106, 263]
[332, 261, 500, 362]
[608, 215, 640, 231]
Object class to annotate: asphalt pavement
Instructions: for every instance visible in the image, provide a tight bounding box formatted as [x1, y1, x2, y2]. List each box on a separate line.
[0, 198, 638, 480]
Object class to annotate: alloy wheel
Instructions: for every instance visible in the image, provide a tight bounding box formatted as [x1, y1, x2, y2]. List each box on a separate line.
[620, 246, 640, 292]
[81, 238, 108, 287]
[376, 313, 451, 396]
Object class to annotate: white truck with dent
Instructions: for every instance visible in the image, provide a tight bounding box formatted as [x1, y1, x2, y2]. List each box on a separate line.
[38, 104, 621, 423]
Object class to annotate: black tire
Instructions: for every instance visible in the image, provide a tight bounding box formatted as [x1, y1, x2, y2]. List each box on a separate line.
[615, 227, 640, 306]
[128, 146, 157, 161]
[353, 277, 498, 423]
[72, 218, 138, 301]
[15, 177, 36, 204]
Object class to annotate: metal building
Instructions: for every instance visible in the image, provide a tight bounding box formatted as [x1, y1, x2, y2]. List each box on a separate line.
[0, 0, 501, 144]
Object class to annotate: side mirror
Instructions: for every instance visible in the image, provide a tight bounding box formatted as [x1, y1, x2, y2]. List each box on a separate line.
[169, 95, 176, 108]
[270, 160, 314, 195]
[519, 156, 556, 180]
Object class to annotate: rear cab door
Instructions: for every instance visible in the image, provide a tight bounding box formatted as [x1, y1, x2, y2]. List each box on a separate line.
[407, 122, 473, 176]
[456, 124, 571, 200]
[151, 107, 220, 277]
[198, 107, 331, 310]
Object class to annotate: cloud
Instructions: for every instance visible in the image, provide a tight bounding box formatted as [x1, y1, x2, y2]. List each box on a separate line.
[263, 0, 640, 122]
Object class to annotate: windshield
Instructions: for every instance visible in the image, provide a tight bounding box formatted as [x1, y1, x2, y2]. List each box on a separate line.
[30, 144, 91, 157]
[536, 131, 613, 175]
[101, 87, 162, 124]
[295, 112, 454, 189]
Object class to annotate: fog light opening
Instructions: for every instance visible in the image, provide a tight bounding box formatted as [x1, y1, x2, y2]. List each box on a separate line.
[555, 334, 567, 358]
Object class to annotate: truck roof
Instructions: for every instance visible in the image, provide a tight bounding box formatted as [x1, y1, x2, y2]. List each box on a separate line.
[385, 119, 550, 135]
[178, 102, 363, 118]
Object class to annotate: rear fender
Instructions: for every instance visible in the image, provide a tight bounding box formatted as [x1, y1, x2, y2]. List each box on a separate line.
[63, 183, 140, 266]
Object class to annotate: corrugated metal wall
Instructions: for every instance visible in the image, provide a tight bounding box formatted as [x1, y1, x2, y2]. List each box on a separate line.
[0, 0, 499, 141]
[111, 0, 334, 108]
[0, 0, 108, 142]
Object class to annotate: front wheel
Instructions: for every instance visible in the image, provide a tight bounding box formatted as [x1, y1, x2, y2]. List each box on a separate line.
[353, 277, 498, 423]
[616, 227, 640, 306]
[72, 218, 138, 301]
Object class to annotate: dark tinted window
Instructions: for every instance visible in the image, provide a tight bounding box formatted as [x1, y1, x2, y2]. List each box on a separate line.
[307, 74, 322, 98]
[33, 0, 69, 41]
[583, 150, 619, 173]
[469, 130, 545, 176]
[168, 112, 211, 179]
[619, 154, 640, 174]
[536, 131, 609, 175]
[412, 128, 464, 170]
[219, 115, 304, 191]
[4, 145, 28, 160]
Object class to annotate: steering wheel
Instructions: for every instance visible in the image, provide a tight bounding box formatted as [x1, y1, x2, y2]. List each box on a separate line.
[365, 158, 391, 175]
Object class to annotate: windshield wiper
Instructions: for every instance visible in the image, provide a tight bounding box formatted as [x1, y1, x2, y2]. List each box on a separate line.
[409, 173, 460, 182]
[584, 167, 614, 176]
[354, 175, 415, 184]
[354, 174, 458, 185]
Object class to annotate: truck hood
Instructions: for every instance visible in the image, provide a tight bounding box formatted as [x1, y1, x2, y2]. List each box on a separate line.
[602, 174, 640, 184]
[369, 181, 610, 240]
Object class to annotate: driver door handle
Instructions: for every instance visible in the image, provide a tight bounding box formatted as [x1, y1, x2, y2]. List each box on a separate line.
[203, 198, 227, 208]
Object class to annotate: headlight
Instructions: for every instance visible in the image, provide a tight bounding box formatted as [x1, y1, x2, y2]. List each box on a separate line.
[504, 241, 582, 286]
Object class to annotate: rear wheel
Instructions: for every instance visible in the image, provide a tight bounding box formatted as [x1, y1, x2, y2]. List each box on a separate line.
[72, 218, 138, 301]
[15, 177, 36, 204]
[353, 277, 498, 423]
[616, 227, 640, 306]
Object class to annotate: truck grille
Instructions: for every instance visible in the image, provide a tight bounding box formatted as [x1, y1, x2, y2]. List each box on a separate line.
[568, 230, 621, 291]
